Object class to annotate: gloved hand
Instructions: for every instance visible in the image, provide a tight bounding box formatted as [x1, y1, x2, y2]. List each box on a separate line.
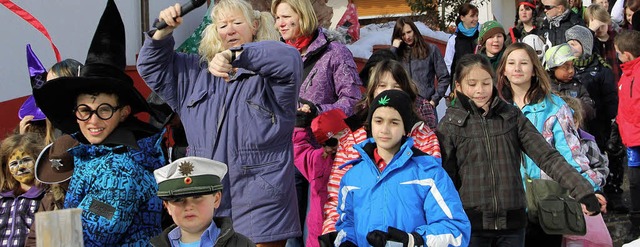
[295, 98, 318, 128]
[606, 120, 625, 158]
[318, 231, 338, 247]
[579, 193, 602, 216]
[387, 226, 425, 247]
[366, 229, 389, 247]
[338, 240, 357, 247]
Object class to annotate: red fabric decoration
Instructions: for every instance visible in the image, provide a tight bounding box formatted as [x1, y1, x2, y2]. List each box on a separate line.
[1, 0, 61, 62]
[336, 3, 360, 43]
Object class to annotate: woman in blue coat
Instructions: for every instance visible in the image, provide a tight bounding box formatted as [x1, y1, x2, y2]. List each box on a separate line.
[137, 0, 302, 245]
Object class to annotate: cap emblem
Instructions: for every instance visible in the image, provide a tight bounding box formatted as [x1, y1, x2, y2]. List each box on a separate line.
[179, 161, 194, 185]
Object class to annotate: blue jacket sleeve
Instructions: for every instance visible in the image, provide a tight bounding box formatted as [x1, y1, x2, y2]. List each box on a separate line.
[233, 41, 302, 86]
[414, 165, 470, 247]
[136, 33, 203, 112]
[335, 172, 358, 246]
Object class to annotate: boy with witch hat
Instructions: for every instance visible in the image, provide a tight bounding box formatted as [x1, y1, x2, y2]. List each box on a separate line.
[32, 0, 165, 245]
[151, 157, 254, 246]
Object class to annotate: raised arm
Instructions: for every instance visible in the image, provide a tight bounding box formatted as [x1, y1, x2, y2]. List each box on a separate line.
[137, 33, 203, 111]
[232, 41, 302, 84]
[136, 4, 203, 111]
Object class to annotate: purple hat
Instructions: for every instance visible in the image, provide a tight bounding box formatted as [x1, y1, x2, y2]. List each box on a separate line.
[19, 45, 48, 121]
[18, 96, 46, 121]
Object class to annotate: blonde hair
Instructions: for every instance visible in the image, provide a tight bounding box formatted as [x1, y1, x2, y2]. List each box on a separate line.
[585, 4, 612, 25]
[198, 0, 280, 62]
[271, 0, 319, 37]
[0, 133, 44, 194]
[560, 95, 584, 128]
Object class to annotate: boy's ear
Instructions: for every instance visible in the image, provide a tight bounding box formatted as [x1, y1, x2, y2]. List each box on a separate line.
[213, 191, 222, 209]
[624, 51, 637, 61]
[119, 105, 131, 122]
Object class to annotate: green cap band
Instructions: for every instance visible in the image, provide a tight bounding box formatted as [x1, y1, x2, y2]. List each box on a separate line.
[157, 175, 222, 197]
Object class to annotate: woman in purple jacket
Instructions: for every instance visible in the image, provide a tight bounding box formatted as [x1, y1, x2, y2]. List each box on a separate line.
[272, 1, 363, 246]
[272, 0, 363, 117]
[137, 0, 302, 246]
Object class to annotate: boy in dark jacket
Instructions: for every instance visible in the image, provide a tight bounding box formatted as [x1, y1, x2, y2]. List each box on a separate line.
[545, 43, 597, 122]
[151, 157, 254, 247]
[566, 25, 618, 147]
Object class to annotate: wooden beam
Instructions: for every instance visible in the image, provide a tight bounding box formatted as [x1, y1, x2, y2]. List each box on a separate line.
[36, 208, 84, 247]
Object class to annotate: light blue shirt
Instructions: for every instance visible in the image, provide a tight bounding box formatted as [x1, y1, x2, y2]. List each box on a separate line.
[168, 220, 221, 247]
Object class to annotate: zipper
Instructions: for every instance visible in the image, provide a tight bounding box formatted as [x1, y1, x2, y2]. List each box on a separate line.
[631, 77, 635, 98]
[469, 98, 500, 230]
[242, 160, 277, 171]
[303, 71, 316, 93]
[247, 101, 276, 124]
[481, 115, 499, 230]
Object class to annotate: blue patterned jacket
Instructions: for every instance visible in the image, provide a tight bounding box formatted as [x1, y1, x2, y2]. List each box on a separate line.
[65, 120, 165, 246]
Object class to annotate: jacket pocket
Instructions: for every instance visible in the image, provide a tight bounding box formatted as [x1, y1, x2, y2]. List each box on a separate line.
[246, 100, 276, 124]
[186, 90, 208, 108]
[238, 146, 288, 200]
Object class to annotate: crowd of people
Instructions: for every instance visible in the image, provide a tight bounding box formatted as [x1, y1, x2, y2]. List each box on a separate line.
[1, 0, 640, 246]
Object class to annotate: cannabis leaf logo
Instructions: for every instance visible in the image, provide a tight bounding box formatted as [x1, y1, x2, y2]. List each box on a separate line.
[378, 95, 390, 105]
[179, 161, 194, 176]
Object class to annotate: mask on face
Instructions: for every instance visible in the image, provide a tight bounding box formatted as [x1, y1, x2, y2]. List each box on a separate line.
[8, 149, 36, 185]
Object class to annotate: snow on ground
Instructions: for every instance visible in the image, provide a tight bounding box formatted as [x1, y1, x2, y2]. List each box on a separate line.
[346, 21, 452, 59]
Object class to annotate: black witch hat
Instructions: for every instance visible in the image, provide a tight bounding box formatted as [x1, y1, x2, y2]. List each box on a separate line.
[33, 0, 150, 135]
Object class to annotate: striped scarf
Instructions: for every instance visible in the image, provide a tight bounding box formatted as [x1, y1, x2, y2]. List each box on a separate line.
[574, 54, 611, 69]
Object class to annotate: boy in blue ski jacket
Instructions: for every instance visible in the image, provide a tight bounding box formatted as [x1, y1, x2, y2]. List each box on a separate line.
[335, 90, 470, 247]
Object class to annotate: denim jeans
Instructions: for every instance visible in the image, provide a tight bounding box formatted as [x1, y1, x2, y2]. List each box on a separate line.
[469, 228, 525, 247]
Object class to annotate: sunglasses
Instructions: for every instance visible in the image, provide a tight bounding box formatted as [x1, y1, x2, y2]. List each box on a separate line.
[543, 5, 557, 10]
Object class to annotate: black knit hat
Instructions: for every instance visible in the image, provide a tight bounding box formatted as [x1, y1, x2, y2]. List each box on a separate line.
[367, 90, 415, 134]
[32, 0, 150, 134]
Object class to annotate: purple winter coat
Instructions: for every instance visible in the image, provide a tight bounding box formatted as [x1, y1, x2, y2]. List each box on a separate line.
[298, 29, 362, 116]
[137, 35, 302, 243]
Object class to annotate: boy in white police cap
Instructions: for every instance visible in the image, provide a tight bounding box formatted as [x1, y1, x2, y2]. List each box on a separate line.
[150, 157, 255, 247]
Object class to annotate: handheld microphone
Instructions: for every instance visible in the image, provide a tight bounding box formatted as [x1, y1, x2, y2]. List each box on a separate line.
[154, 0, 207, 30]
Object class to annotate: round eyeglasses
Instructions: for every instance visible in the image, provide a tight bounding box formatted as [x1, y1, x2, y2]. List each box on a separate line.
[74, 103, 122, 121]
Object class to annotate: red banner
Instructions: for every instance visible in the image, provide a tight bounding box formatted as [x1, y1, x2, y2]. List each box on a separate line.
[1, 0, 61, 62]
